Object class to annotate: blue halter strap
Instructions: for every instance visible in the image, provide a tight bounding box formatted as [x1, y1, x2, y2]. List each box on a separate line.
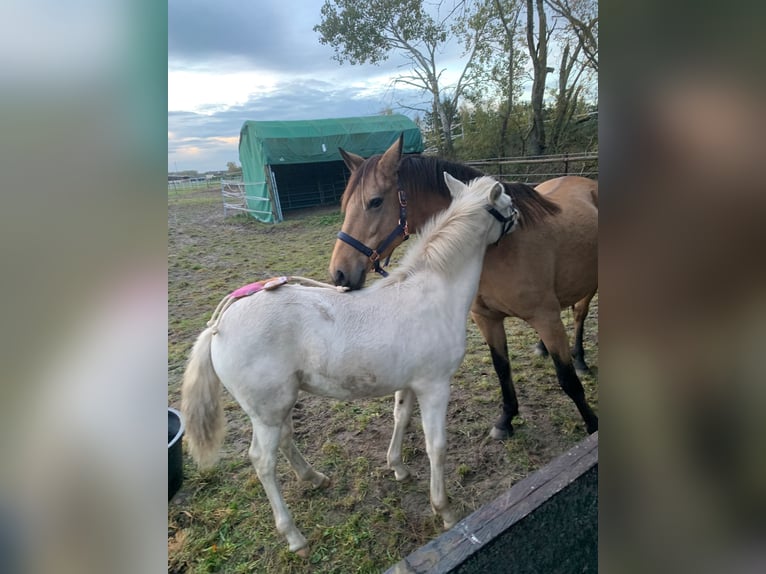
[336, 187, 410, 277]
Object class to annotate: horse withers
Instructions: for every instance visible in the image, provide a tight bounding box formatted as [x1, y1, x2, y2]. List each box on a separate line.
[181, 174, 518, 556]
[330, 135, 598, 439]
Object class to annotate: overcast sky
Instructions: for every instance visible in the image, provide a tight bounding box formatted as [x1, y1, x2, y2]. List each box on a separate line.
[168, 0, 467, 173]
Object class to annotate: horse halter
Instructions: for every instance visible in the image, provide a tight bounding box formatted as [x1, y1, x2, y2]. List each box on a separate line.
[337, 187, 410, 277]
[485, 202, 519, 244]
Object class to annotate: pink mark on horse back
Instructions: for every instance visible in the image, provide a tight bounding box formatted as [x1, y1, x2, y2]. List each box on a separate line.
[228, 276, 290, 299]
[228, 282, 265, 299]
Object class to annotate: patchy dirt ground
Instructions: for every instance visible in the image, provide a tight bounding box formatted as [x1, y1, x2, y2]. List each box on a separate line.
[168, 186, 598, 573]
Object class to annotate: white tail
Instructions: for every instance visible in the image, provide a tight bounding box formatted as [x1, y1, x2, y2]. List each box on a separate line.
[180, 328, 225, 469]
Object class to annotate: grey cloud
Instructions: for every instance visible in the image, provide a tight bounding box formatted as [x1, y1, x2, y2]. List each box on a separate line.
[168, 0, 432, 172]
[168, 78, 426, 172]
[169, 0, 338, 74]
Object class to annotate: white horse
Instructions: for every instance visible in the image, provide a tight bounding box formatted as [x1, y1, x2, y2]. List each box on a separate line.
[181, 173, 518, 556]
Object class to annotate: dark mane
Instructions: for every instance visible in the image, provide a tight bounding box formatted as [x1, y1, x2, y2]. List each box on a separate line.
[398, 155, 560, 227]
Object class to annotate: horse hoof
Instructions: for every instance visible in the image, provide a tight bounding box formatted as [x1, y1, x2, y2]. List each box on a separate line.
[314, 474, 331, 489]
[295, 546, 310, 559]
[574, 362, 591, 377]
[394, 468, 411, 482]
[489, 426, 512, 440]
[437, 508, 458, 530]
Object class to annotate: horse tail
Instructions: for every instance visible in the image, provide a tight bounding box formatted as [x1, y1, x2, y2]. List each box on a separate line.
[181, 327, 225, 470]
[589, 181, 599, 209]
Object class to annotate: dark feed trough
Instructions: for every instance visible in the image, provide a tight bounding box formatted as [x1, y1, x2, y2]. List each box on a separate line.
[168, 407, 185, 500]
[386, 433, 598, 574]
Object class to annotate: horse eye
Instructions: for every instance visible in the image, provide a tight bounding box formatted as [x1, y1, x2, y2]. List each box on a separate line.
[368, 197, 383, 209]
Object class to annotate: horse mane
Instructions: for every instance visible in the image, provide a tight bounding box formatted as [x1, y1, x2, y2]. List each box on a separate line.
[398, 155, 560, 227]
[375, 176, 500, 287]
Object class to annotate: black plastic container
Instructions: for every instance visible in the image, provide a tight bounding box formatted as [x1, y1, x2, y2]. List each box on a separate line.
[168, 407, 185, 500]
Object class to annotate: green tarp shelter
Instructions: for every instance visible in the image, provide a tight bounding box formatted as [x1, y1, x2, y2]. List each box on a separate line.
[238, 115, 424, 222]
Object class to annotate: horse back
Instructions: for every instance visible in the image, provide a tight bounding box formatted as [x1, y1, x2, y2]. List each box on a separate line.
[476, 177, 598, 314]
[211, 285, 458, 400]
[536, 176, 598, 210]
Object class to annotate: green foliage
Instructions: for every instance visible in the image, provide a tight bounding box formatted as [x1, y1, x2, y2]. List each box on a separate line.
[315, 0, 489, 157]
[457, 0, 529, 106]
[315, 0, 446, 66]
[454, 99, 598, 161]
[315, 0, 598, 160]
[419, 96, 461, 152]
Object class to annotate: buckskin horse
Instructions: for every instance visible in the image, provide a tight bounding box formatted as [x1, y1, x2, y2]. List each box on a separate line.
[329, 135, 598, 439]
[181, 174, 518, 555]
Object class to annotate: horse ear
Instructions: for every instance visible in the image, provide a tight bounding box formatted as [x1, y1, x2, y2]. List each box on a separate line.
[379, 133, 404, 175]
[339, 147, 365, 173]
[443, 172, 463, 197]
[489, 181, 503, 204]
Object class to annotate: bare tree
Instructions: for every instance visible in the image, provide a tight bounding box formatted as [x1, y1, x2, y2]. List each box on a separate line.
[315, 0, 488, 156]
[490, 0, 524, 157]
[549, 41, 586, 152]
[544, 0, 598, 71]
[526, 0, 550, 156]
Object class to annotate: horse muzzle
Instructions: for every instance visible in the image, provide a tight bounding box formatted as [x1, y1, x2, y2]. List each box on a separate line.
[331, 264, 367, 290]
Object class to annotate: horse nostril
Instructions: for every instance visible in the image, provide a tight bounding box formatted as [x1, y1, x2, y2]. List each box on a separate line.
[334, 269, 346, 286]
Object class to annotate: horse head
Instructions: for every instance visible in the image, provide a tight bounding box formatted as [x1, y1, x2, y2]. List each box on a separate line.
[329, 135, 408, 289]
[442, 172, 518, 246]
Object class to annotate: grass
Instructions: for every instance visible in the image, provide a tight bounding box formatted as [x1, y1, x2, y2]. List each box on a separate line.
[168, 187, 598, 573]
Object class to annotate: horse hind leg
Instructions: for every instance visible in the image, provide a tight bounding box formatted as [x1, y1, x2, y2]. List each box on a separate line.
[248, 419, 309, 556]
[571, 292, 596, 376]
[536, 293, 594, 375]
[471, 309, 519, 440]
[530, 310, 598, 434]
[387, 389, 415, 481]
[279, 417, 330, 489]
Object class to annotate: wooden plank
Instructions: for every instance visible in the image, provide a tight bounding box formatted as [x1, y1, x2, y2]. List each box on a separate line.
[385, 432, 598, 574]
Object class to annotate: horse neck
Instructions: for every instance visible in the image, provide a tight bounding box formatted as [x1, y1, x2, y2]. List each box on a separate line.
[399, 157, 479, 232]
[398, 156, 559, 231]
[407, 192, 451, 232]
[435, 243, 488, 322]
[383, 216, 492, 323]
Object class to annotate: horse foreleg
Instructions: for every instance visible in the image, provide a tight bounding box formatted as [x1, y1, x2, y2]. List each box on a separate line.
[471, 309, 518, 440]
[279, 417, 330, 489]
[417, 384, 457, 530]
[248, 420, 309, 556]
[530, 311, 598, 434]
[572, 292, 596, 376]
[387, 389, 414, 481]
